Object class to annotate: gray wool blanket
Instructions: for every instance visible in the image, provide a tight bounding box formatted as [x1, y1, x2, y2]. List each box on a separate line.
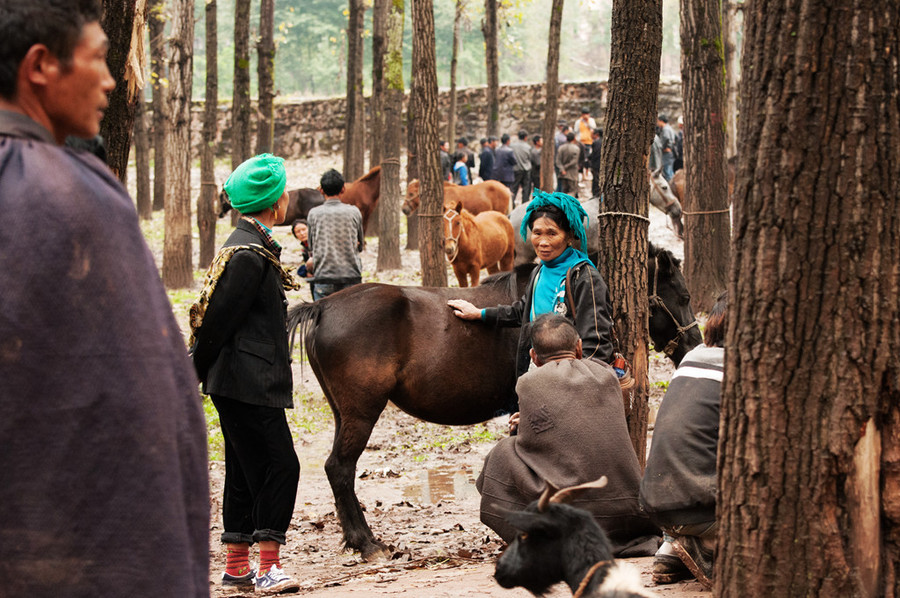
[477, 358, 659, 555]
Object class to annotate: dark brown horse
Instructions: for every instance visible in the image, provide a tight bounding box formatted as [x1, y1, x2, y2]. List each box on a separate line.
[287, 244, 700, 560]
[217, 166, 381, 233]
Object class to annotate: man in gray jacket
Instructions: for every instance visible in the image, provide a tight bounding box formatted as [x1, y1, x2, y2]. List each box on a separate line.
[510, 130, 533, 207]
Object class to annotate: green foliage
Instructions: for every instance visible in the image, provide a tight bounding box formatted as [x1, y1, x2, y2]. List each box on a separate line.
[187, 0, 682, 101]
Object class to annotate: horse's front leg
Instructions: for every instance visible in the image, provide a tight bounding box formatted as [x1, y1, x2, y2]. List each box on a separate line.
[453, 263, 470, 287]
[325, 412, 391, 561]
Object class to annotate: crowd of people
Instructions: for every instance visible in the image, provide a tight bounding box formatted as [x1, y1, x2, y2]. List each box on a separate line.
[2, 2, 720, 594]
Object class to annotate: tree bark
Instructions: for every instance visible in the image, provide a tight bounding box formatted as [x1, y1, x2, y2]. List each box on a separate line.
[718, 1, 900, 595]
[133, 97, 152, 220]
[370, 0, 388, 170]
[377, 0, 404, 272]
[198, 0, 219, 269]
[412, 0, 447, 287]
[597, 0, 661, 466]
[447, 0, 464, 142]
[343, 0, 367, 182]
[540, 0, 563, 193]
[680, 0, 730, 313]
[406, 35, 419, 251]
[722, 0, 742, 164]
[256, 0, 276, 155]
[148, 0, 167, 211]
[162, 0, 194, 289]
[100, 0, 140, 183]
[482, 0, 499, 137]
[232, 0, 252, 170]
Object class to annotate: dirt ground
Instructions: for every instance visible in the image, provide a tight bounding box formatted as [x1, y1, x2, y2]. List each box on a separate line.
[151, 157, 705, 597]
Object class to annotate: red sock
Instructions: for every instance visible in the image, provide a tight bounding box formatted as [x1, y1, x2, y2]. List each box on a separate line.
[225, 546, 251, 577]
[259, 549, 280, 575]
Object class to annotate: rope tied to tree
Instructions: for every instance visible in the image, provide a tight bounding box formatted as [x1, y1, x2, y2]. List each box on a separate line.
[201, 181, 219, 187]
[682, 208, 730, 216]
[380, 157, 401, 165]
[597, 211, 651, 223]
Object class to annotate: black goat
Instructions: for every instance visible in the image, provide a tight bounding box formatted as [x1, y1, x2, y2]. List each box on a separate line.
[494, 478, 657, 597]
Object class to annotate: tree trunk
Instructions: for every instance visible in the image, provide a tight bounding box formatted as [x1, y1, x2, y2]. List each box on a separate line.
[256, 0, 276, 155]
[232, 0, 252, 170]
[482, 0, 499, 137]
[447, 0, 463, 142]
[100, 0, 140, 183]
[133, 98, 152, 220]
[343, 0, 367, 182]
[406, 37, 419, 251]
[377, 0, 404, 272]
[680, 0, 730, 313]
[198, 0, 219, 269]
[370, 0, 388, 170]
[412, 0, 447, 287]
[718, 1, 900, 596]
[148, 0, 167, 212]
[540, 0, 563, 193]
[162, 0, 194, 289]
[597, 0, 661, 466]
[722, 0, 742, 164]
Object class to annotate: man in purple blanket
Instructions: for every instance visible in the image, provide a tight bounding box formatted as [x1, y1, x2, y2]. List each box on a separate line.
[0, 1, 209, 595]
[477, 314, 659, 556]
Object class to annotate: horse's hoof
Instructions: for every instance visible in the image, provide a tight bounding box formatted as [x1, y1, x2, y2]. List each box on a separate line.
[359, 541, 392, 562]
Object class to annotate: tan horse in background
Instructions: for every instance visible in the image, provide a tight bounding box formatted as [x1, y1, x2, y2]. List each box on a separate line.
[403, 179, 511, 216]
[442, 203, 515, 287]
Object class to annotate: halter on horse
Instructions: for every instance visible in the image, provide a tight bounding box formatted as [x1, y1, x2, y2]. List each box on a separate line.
[649, 252, 700, 358]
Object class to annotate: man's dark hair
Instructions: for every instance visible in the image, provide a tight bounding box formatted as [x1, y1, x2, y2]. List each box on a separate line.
[593, 128, 603, 137]
[532, 134, 542, 144]
[561, 125, 570, 134]
[501, 133, 510, 144]
[517, 130, 528, 140]
[581, 107, 591, 114]
[703, 291, 728, 348]
[488, 136, 498, 143]
[320, 169, 345, 197]
[531, 314, 579, 361]
[457, 137, 468, 146]
[658, 114, 669, 123]
[0, 0, 103, 100]
[480, 137, 488, 145]
[566, 131, 576, 142]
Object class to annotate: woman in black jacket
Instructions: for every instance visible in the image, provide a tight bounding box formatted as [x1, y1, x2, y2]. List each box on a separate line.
[192, 154, 300, 594]
[447, 190, 615, 410]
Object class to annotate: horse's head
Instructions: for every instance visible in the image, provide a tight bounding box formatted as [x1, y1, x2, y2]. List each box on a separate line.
[648, 169, 684, 238]
[442, 202, 464, 262]
[647, 243, 702, 365]
[402, 179, 420, 216]
[217, 188, 232, 219]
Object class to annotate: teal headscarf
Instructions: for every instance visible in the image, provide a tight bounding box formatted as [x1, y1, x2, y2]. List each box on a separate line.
[224, 153, 287, 214]
[520, 189, 589, 254]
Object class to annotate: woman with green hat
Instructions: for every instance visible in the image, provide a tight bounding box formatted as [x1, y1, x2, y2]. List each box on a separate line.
[191, 153, 301, 594]
[447, 189, 615, 411]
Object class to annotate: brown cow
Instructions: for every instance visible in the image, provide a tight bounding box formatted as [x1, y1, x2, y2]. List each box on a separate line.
[403, 179, 511, 217]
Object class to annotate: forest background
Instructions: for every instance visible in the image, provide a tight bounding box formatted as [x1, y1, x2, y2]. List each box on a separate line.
[175, 0, 682, 102]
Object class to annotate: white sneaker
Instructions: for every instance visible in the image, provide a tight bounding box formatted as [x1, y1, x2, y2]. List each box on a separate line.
[254, 565, 300, 594]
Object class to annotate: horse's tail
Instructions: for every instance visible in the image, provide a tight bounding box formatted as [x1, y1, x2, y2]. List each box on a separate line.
[287, 300, 322, 360]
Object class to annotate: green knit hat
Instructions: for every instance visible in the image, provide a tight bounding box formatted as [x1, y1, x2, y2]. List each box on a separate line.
[224, 153, 287, 214]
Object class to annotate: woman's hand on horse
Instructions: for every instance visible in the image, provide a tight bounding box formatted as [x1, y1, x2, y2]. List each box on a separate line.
[447, 299, 482, 320]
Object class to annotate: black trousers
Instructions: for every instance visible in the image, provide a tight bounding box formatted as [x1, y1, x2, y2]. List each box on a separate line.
[510, 169, 533, 208]
[591, 165, 601, 197]
[212, 395, 300, 545]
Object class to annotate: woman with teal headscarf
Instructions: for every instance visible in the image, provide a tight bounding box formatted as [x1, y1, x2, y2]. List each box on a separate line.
[448, 190, 615, 388]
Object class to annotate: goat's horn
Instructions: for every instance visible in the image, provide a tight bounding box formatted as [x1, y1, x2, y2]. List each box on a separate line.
[549, 476, 609, 505]
[536, 481, 560, 512]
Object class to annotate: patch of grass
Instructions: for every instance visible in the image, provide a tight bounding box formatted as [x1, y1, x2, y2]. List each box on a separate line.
[286, 389, 332, 437]
[397, 422, 503, 453]
[202, 395, 225, 460]
[652, 380, 670, 390]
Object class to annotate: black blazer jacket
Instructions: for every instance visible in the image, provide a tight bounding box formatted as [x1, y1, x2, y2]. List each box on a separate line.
[192, 220, 293, 408]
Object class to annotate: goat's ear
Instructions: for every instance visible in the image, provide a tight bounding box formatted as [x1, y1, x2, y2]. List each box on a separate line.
[504, 510, 563, 538]
[549, 476, 608, 505]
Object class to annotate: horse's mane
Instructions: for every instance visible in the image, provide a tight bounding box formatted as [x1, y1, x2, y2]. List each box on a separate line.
[649, 242, 681, 269]
[481, 263, 536, 295]
[354, 166, 381, 184]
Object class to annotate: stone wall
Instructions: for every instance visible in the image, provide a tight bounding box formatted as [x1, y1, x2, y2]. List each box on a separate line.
[187, 79, 682, 159]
